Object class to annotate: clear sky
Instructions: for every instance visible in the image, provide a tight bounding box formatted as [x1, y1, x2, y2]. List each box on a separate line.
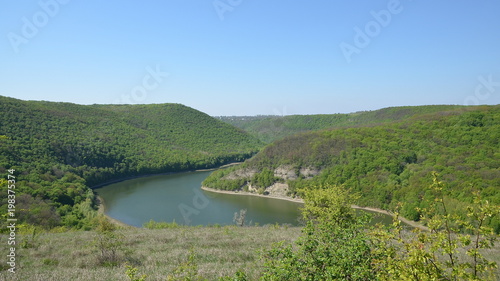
[1, 0, 499, 116]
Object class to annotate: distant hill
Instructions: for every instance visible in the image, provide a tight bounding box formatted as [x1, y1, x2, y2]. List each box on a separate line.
[0, 96, 262, 229]
[205, 105, 500, 232]
[219, 105, 465, 143]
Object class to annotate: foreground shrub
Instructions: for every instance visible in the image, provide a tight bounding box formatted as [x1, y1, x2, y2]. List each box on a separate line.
[370, 173, 499, 281]
[261, 186, 376, 280]
[260, 174, 499, 280]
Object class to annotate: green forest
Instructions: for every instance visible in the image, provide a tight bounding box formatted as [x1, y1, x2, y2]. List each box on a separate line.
[204, 105, 500, 233]
[0, 96, 262, 230]
[219, 105, 465, 143]
[1, 97, 499, 280]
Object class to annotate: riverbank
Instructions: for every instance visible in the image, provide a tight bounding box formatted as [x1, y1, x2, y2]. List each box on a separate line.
[201, 186, 305, 203]
[202, 186, 429, 231]
[96, 196, 135, 228]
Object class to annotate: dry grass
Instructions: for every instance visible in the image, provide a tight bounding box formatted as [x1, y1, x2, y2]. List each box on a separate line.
[0, 225, 301, 281]
[0, 225, 498, 280]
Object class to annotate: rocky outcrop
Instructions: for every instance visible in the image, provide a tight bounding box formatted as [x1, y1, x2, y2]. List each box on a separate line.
[218, 165, 321, 200]
[222, 168, 258, 180]
[274, 165, 298, 180]
[299, 167, 320, 178]
[273, 165, 320, 181]
[266, 182, 290, 198]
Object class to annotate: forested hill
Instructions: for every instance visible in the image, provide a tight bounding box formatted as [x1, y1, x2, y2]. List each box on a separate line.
[219, 105, 465, 143]
[205, 105, 500, 232]
[0, 96, 262, 229]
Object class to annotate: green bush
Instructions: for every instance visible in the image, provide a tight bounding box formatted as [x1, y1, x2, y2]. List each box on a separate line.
[370, 173, 500, 281]
[261, 186, 375, 280]
[260, 176, 500, 280]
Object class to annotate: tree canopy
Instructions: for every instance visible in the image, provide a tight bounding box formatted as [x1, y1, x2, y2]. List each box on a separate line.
[205, 105, 500, 233]
[219, 105, 466, 143]
[0, 96, 262, 229]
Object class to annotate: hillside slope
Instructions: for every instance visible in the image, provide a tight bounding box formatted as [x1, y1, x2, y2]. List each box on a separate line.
[204, 105, 500, 232]
[0, 96, 262, 229]
[219, 105, 465, 143]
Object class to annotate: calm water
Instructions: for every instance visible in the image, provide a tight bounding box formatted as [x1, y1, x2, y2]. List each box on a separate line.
[96, 171, 303, 227]
[96, 170, 394, 227]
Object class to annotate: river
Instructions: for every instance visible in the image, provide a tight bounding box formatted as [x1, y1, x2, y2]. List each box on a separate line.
[96, 170, 395, 227]
[96, 171, 303, 227]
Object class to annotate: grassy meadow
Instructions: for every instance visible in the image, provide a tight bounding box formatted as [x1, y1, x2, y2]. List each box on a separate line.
[0, 225, 301, 281]
[1, 223, 499, 280]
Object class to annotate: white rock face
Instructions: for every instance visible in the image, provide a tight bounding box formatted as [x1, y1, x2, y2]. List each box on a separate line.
[220, 165, 321, 198]
[299, 167, 320, 178]
[266, 182, 289, 197]
[274, 165, 298, 180]
[273, 165, 320, 181]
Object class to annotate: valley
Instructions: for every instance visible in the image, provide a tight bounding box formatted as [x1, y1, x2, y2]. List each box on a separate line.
[0, 97, 499, 280]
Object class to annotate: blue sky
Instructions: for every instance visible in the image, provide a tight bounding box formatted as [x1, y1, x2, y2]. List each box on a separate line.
[1, 0, 499, 116]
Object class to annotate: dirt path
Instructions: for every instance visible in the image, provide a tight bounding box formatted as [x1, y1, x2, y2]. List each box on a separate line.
[351, 205, 429, 231]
